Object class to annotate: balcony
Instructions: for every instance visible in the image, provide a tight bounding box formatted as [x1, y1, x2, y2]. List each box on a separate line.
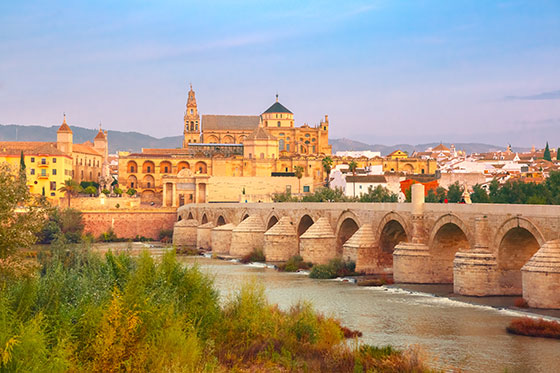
[37, 172, 50, 179]
[38, 161, 49, 167]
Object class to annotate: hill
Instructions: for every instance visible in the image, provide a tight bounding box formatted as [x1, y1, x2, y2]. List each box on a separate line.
[1, 124, 528, 155]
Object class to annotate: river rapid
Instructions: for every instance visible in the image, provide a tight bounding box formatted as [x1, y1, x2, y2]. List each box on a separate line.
[178, 256, 560, 373]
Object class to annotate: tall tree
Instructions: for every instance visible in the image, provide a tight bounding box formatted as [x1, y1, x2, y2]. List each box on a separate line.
[294, 165, 304, 194]
[58, 179, 82, 207]
[447, 182, 464, 203]
[348, 160, 358, 198]
[0, 163, 47, 258]
[321, 156, 333, 188]
[543, 142, 551, 161]
[19, 150, 26, 183]
[557, 147, 560, 161]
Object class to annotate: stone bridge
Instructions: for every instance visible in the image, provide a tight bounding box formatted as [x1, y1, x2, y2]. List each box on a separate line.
[173, 185, 560, 309]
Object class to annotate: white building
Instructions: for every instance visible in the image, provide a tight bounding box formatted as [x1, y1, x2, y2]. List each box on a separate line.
[344, 175, 388, 197]
[335, 150, 381, 158]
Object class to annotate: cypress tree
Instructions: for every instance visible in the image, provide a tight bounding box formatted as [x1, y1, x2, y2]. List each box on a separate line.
[543, 142, 551, 161]
[19, 150, 26, 182]
[557, 147, 560, 161]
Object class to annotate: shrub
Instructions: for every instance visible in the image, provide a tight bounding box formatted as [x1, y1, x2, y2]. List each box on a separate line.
[309, 259, 356, 279]
[126, 188, 137, 196]
[101, 189, 110, 196]
[240, 248, 266, 264]
[84, 185, 97, 195]
[506, 317, 560, 339]
[113, 187, 123, 196]
[159, 229, 173, 243]
[278, 255, 312, 272]
[98, 229, 123, 242]
[36, 208, 84, 244]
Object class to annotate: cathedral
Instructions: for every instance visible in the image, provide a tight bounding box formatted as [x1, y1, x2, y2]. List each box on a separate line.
[118, 86, 333, 206]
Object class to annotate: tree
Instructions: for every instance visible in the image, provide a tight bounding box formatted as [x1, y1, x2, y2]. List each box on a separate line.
[0, 163, 47, 258]
[557, 147, 560, 161]
[19, 150, 26, 183]
[58, 179, 82, 207]
[322, 156, 333, 188]
[447, 182, 464, 203]
[470, 184, 490, 203]
[543, 142, 551, 161]
[359, 185, 397, 202]
[348, 160, 358, 198]
[84, 185, 98, 196]
[294, 165, 304, 194]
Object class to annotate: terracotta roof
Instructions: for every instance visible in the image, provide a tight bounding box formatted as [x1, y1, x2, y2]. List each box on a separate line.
[202, 115, 260, 131]
[94, 130, 106, 140]
[73, 143, 102, 156]
[346, 175, 387, 183]
[0, 141, 68, 156]
[57, 115, 72, 133]
[247, 127, 276, 141]
[388, 150, 406, 156]
[432, 143, 450, 152]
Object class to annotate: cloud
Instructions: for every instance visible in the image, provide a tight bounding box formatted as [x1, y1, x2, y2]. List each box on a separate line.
[505, 90, 560, 100]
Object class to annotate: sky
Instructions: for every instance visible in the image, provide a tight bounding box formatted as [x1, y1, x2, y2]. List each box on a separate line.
[1, 0, 560, 147]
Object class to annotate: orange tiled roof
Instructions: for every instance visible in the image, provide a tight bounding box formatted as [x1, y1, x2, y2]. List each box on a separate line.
[73, 143, 102, 156]
[0, 141, 69, 157]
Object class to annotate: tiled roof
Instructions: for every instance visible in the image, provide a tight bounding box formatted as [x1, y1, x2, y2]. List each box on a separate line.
[94, 130, 106, 140]
[73, 143, 102, 156]
[202, 115, 260, 131]
[432, 143, 450, 152]
[0, 141, 68, 156]
[262, 101, 292, 114]
[247, 127, 276, 141]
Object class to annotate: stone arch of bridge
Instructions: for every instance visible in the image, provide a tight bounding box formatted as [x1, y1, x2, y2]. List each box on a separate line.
[335, 211, 361, 255]
[265, 212, 280, 230]
[216, 215, 227, 226]
[493, 217, 545, 255]
[201, 212, 208, 225]
[238, 208, 250, 224]
[375, 212, 411, 245]
[296, 214, 315, 239]
[428, 214, 473, 283]
[376, 214, 410, 270]
[187, 211, 194, 220]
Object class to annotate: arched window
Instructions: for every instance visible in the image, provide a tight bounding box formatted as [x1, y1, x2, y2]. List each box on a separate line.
[279, 139, 285, 151]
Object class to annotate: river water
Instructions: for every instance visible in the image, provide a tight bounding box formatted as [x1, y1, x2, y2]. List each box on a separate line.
[178, 256, 560, 373]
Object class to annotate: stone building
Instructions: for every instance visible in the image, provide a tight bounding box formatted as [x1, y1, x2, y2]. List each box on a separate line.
[0, 114, 109, 200]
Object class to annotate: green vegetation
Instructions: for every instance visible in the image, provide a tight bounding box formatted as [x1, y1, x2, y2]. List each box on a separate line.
[36, 208, 85, 244]
[277, 255, 312, 272]
[273, 186, 397, 203]
[240, 248, 266, 264]
[113, 187, 123, 196]
[58, 179, 82, 207]
[543, 142, 551, 161]
[158, 229, 173, 243]
[322, 156, 333, 187]
[83, 185, 98, 195]
[0, 249, 430, 372]
[358, 185, 398, 202]
[309, 259, 357, 279]
[126, 188, 137, 196]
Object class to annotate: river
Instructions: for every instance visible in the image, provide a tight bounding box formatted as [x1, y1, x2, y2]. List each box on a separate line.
[178, 256, 560, 373]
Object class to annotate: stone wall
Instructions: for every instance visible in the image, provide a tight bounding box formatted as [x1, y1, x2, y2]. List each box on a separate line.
[60, 195, 141, 210]
[82, 210, 176, 240]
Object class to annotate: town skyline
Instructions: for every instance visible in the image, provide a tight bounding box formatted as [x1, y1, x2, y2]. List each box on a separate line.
[1, 1, 560, 146]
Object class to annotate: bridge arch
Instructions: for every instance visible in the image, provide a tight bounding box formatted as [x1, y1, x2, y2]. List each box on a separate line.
[187, 211, 194, 220]
[376, 212, 411, 244]
[297, 214, 314, 239]
[266, 213, 279, 230]
[216, 215, 226, 226]
[201, 213, 208, 225]
[494, 217, 544, 293]
[335, 211, 361, 255]
[429, 214, 473, 283]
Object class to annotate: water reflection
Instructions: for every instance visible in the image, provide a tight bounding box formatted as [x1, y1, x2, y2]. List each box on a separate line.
[180, 257, 560, 373]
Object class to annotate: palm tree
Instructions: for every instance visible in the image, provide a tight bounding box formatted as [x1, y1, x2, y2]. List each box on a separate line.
[322, 156, 333, 188]
[294, 165, 304, 194]
[348, 160, 358, 198]
[58, 179, 82, 207]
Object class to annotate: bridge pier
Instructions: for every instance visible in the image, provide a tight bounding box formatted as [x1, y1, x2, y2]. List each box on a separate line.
[173, 219, 199, 248]
[230, 216, 266, 257]
[522, 239, 560, 308]
[454, 216, 500, 296]
[393, 184, 433, 283]
[197, 222, 214, 250]
[264, 216, 298, 261]
[212, 223, 235, 255]
[300, 217, 336, 265]
[344, 224, 386, 274]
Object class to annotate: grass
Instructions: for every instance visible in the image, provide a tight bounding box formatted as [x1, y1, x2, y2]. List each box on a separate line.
[0, 247, 435, 372]
[506, 317, 560, 339]
[240, 248, 266, 264]
[309, 258, 357, 279]
[277, 255, 312, 272]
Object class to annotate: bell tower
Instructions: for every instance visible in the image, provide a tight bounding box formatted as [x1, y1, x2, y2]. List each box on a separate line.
[183, 84, 200, 148]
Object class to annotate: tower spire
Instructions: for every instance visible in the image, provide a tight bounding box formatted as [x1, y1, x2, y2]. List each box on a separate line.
[276, 93, 278, 102]
[63, 112, 67, 124]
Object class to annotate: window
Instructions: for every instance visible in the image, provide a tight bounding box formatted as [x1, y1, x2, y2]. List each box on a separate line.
[41, 169, 46, 176]
[164, 166, 169, 173]
[130, 166, 135, 172]
[131, 182, 135, 188]
[31, 157, 35, 162]
[305, 134, 310, 137]
[190, 109, 193, 114]
[421, 169, 425, 174]
[312, 138, 316, 142]
[88, 160, 91, 166]
[52, 169, 57, 175]
[53, 158, 57, 163]
[279, 133, 285, 136]
[30, 169, 35, 175]
[147, 166, 151, 173]
[147, 182, 151, 188]
[279, 139, 285, 151]
[277, 121, 281, 127]
[50, 181, 56, 191]
[41, 158, 46, 164]
[50, 192, 55, 196]
[303, 186, 310, 193]
[286, 144, 290, 152]
[90, 171, 92, 179]
[312, 145, 316, 153]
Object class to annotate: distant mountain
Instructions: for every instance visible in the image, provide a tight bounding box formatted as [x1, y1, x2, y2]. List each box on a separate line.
[330, 138, 529, 156]
[0, 124, 182, 153]
[0, 124, 529, 156]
